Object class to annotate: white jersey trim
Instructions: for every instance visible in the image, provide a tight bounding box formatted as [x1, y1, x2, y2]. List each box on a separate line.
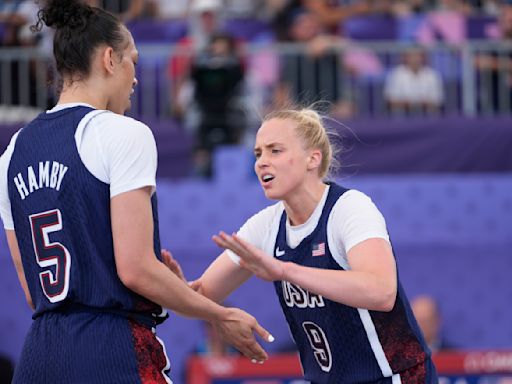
[357, 308, 394, 377]
[0, 130, 21, 229]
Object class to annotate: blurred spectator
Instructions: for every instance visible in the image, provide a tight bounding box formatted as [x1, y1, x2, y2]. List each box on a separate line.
[85, 0, 145, 22]
[474, 3, 512, 113]
[0, 0, 51, 48]
[393, 0, 431, 17]
[302, 0, 376, 33]
[416, 0, 470, 45]
[0, 355, 14, 383]
[0, 1, 54, 111]
[393, 0, 431, 42]
[271, 0, 377, 41]
[168, 0, 225, 119]
[188, 32, 246, 177]
[466, 0, 501, 16]
[223, 0, 270, 20]
[146, 0, 189, 19]
[384, 46, 444, 115]
[411, 295, 453, 353]
[273, 7, 349, 112]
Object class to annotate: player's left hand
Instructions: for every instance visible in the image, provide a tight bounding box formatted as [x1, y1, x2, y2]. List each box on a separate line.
[213, 232, 285, 282]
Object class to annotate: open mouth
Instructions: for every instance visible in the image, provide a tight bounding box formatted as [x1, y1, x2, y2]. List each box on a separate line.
[261, 174, 275, 184]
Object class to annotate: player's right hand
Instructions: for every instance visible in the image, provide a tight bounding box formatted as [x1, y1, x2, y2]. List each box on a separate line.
[212, 307, 274, 363]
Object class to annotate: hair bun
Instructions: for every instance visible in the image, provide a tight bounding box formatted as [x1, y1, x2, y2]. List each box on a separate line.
[40, 0, 93, 30]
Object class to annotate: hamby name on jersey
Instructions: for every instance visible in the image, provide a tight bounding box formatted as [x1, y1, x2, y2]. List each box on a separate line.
[13, 161, 69, 200]
[282, 280, 325, 308]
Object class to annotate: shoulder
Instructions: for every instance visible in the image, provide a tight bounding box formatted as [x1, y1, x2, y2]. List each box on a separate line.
[328, 188, 389, 253]
[421, 67, 441, 79]
[390, 65, 409, 76]
[238, 201, 283, 247]
[91, 112, 153, 135]
[88, 112, 155, 149]
[245, 201, 284, 228]
[0, 129, 22, 164]
[331, 188, 386, 226]
[333, 189, 378, 212]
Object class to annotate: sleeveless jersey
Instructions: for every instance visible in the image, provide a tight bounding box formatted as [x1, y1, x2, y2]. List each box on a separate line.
[273, 183, 429, 383]
[7, 106, 166, 326]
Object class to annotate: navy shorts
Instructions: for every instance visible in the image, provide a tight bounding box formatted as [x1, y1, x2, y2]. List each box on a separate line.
[13, 311, 172, 383]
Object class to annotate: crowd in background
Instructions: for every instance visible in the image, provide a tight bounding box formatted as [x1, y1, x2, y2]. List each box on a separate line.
[1, 0, 512, 174]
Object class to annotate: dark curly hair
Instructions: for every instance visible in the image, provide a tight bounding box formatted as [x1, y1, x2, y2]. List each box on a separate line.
[32, 0, 126, 81]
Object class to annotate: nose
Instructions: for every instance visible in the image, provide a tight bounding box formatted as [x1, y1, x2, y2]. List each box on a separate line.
[133, 77, 138, 88]
[255, 153, 268, 169]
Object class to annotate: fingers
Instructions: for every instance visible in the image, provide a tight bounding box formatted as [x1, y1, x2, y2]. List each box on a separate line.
[232, 331, 268, 363]
[213, 232, 255, 260]
[213, 232, 242, 254]
[253, 321, 275, 344]
[244, 339, 268, 363]
[161, 249, 172, 266]
[189, 279, 202, 293]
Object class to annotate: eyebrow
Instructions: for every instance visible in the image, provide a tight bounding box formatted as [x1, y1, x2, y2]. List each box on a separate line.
[254, 142, 282, 152]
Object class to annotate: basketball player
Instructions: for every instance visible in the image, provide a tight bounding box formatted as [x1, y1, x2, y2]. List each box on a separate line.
[169, 108, 438, 383]
[0, 1, 271, 382]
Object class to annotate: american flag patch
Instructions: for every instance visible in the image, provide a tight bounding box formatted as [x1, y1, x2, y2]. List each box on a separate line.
[312, 242, 325, 257]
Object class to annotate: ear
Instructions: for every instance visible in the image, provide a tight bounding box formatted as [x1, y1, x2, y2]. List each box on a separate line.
[307, 149, 322, 171]
[101, 46, 116, 76]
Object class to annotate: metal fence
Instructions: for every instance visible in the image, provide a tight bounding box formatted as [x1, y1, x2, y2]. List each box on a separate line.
[0, 41, 511, 122]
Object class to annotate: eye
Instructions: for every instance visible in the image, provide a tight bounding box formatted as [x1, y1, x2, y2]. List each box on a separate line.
[254, 152, 261, 159]
[272, 148, 281, 154]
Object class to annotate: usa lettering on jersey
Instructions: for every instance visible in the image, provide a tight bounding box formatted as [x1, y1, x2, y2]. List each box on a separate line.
[282, 281, 325, 308]
[13, 161, 69, 200]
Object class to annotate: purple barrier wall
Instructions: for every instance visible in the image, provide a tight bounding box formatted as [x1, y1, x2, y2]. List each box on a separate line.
[2, 117, 512, 179]
[333, 116, 512, 174]
[1, 173, 511, 383]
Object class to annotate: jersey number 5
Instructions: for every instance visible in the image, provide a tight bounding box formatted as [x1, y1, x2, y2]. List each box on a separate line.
[302, 321, 332, 372]
[29, 209, 71, 303]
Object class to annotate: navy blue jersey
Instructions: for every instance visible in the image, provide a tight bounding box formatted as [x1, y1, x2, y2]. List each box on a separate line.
[7, 106, 166, 325]
[273, 183, 431, 383]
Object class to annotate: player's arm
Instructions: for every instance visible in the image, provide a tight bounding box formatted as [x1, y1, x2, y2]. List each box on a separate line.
[284, 237, 397, 311]
[112, 187, 242, 317]
[195, 251, 253, 303]
[5, 230, 34, 310]
[111, 187, 272, 361]
[214, 233, 396, 312]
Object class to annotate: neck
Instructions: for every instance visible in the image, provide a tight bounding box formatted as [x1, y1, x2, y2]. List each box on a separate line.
[283, 181, 327, 226]
[58, 79, 108, 110]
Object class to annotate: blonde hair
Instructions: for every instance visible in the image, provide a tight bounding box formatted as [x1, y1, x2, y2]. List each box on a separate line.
[263, 107, 340, 180]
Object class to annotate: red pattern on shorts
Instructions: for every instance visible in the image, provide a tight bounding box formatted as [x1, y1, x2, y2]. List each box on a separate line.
[129, 319, 169, 383]
[399, 360, 428, 383]
[370, 304, 426, 372]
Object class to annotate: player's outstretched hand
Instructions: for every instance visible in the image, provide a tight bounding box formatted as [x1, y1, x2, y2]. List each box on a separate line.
[213, 232, 285, 282]
[161, 249, 186, 282]
[212, 307, 274, 363]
